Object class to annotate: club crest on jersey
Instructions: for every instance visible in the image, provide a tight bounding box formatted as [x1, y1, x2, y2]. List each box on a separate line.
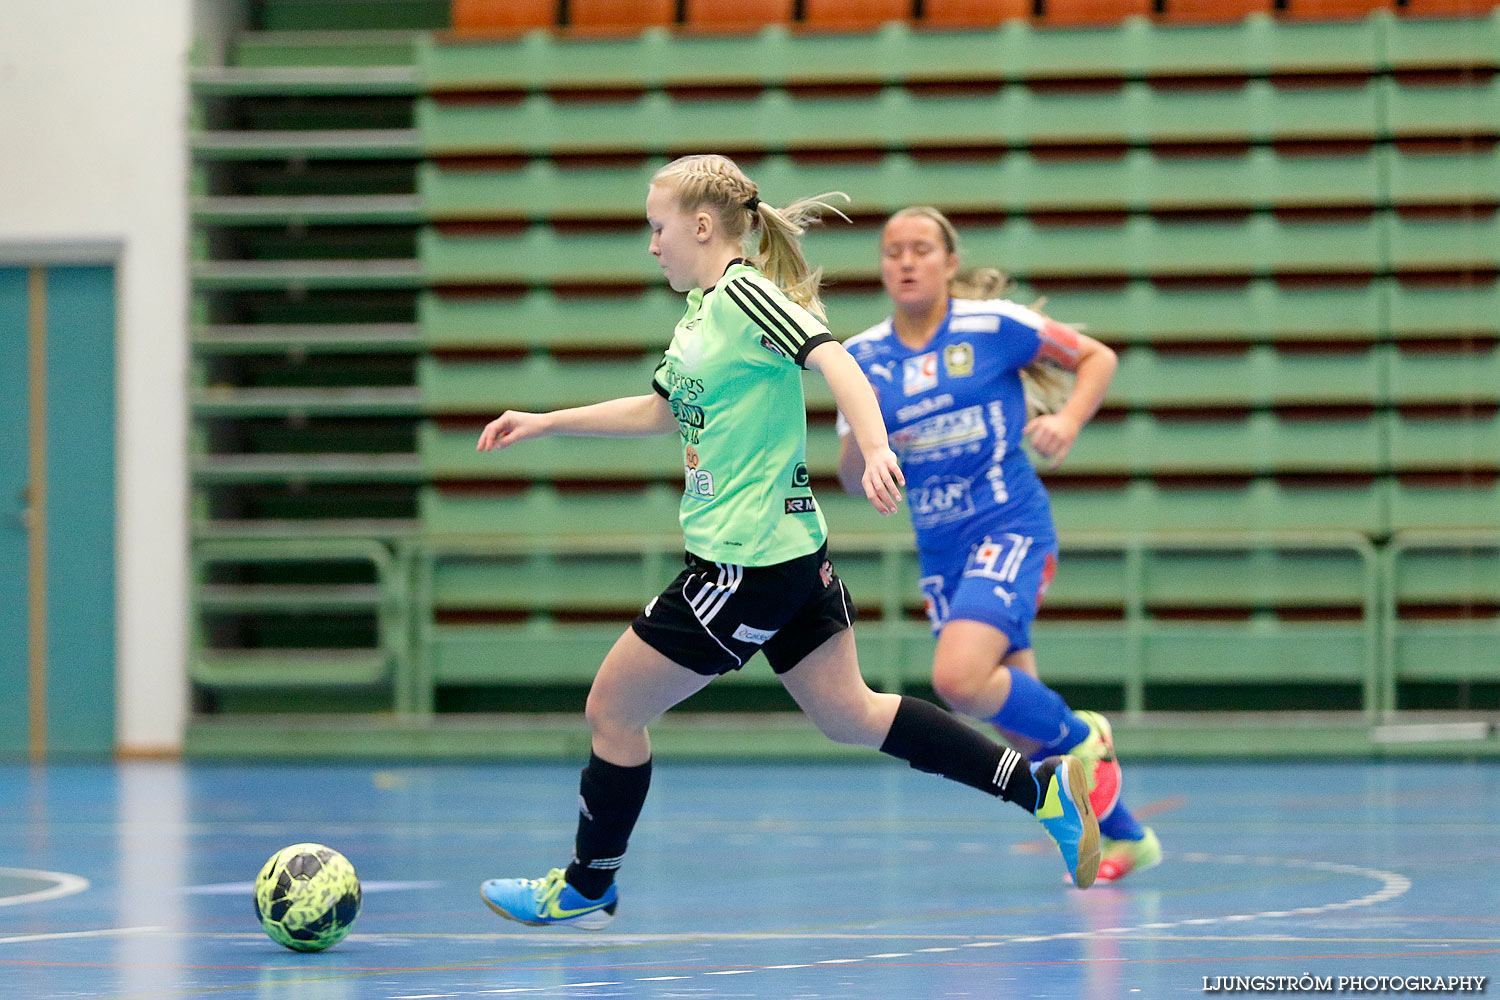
[759, 334, 786, 357]
[903, 352, 939, 395]
[943, 342, 974, 377]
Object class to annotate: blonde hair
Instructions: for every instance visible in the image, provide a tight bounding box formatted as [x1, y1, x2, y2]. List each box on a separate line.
[652, 154, 849, 320]
[887, 205, 1073, 418]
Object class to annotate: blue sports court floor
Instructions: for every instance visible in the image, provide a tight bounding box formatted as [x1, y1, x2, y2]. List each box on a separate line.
[2, 759, 1496, 999]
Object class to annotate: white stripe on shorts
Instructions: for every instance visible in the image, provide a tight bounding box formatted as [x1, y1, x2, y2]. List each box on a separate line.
[998, 533, 1031, 583]
[698, 563, 742, 625]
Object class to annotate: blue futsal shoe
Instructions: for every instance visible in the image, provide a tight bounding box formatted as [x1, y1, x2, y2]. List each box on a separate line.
[1032, 755, 1101, 889]
[481, 868, 618, 929]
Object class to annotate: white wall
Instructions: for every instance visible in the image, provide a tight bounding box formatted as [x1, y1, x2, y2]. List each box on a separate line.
[0, 0, 195, 754]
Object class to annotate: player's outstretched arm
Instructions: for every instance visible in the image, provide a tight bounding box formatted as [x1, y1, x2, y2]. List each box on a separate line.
[477, 393, 677, 451]
[807, 341, 903, 515]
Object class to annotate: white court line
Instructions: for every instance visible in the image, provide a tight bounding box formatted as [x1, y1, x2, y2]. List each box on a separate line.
[379, 854, 1415, 998]
[0, 926, 164, 945]
[0, 867, 90, 908]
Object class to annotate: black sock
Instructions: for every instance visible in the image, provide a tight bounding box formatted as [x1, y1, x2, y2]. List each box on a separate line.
[878, 695, 1040, 812]
[565, 752, 652, 900]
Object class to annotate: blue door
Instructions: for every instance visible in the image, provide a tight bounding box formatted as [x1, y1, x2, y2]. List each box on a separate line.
[0, 265, 117, 759]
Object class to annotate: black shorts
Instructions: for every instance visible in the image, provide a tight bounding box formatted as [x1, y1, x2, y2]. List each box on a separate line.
[631, 542, 857, 676]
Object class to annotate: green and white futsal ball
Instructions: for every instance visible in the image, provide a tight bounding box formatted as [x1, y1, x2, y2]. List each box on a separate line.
[253, 843, 362, 951]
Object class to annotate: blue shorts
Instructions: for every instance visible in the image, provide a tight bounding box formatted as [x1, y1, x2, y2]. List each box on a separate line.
[919, 532, 1058, 653]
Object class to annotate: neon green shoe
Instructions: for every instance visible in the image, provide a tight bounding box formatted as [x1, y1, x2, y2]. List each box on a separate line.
[1097, 827, 1161, 883]
[1032, 755, 1101, 889]
[1070, 710, 1122, 820]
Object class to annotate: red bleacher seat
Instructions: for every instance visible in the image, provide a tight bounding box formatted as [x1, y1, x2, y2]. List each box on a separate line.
[801, 0, 912, 30]
[1033, 0, 1154, 25]
[684, 0, 796, 31]
[451, 0, 555, 33]
[921, 0, 1031, 28]
[569, 0, 676, 32]
[1278, 0, 1393, 19]
[1157, 0, 1274, 22]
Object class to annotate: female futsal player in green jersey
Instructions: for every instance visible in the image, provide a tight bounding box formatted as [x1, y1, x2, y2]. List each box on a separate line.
[475, 155, 1099, 929]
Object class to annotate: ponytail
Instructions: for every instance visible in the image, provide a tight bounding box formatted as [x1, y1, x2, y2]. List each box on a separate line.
[652, 154, 848, 319]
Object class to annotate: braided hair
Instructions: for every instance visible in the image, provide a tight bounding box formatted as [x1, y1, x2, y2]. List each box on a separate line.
[652, 154, 848, 320]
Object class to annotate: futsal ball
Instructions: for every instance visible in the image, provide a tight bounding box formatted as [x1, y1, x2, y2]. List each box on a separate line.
[253, 843, 362, 952]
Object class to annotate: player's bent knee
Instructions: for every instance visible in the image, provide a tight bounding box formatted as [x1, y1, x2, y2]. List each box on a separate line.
[584, 691, 642, 742]
[931, 665, 988, 717]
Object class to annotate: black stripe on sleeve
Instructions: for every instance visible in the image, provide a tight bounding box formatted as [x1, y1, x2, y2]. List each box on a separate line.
[735, 279, 834, 368]
[793, 332, 836, 367]
[722, 281, 801, 360]
[651, 358, 670, 398]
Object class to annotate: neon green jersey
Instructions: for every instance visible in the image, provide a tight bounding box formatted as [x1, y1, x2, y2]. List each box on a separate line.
[652, 259, 835, 566]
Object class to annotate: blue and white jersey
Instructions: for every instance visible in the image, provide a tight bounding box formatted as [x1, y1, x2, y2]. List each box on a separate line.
[840, 298, 1081, 566]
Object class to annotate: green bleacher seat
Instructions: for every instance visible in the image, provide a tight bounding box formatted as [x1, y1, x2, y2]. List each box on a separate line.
[419, 288, 688, 350]
[190, 537, 411, 702]
[191, 128, 422, 160]
[192, 194, 424, 226]
[1387, 410, 1500, 470]
[192, 385, 422, 417]
[1138, 544, 1372, 607]
[1390, 535, 1500, 605]
[430, 551, 667, 611]
[1385, 278, 1500, 339]
[1384, 531, 1500, 706]
[418, 15, 1391, 92]
[1388, 477, 1500, 531]
[1047, 477, 1390, 533]
[233, 29, 428, 68]
[420, 214, 1389, 286]
[192, 322, 424, 354]
[1140, 619, 1373, 687]
[1386, 212, 1500, 273]
[1386, 145, 1500, 207]
[1383, 74, 1500, 139]
[418, 420, 844, 479]
[417, 353, 662, 412]
[1107, 344, 1381, 407]
[418, 483, 916, 536]
[191, 66, 422, 97]
[192, 258, 424, 290]
[419, 424, 682, 479]
[194, 452, 425, 484]
[1067, 412, 1383, 474]
[1389, 342, 1500, 404]
[416, 80, 1382, 158]
[418, 148, 1383, 221]
[1383, 9, 1500, 72]
[1038, 280, 1385, 344]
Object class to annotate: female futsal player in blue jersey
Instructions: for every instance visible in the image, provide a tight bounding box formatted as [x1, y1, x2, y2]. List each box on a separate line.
[837, 206, 1160, 883]
[473, 158, 1099, 929]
